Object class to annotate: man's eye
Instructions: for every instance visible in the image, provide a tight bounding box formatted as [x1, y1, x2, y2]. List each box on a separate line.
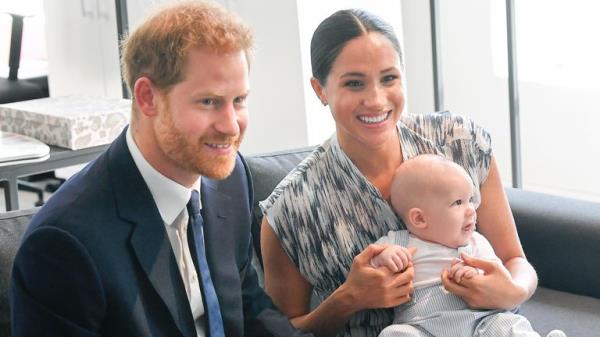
[234, 96, 247, 104]
[201, 98, 217, 105]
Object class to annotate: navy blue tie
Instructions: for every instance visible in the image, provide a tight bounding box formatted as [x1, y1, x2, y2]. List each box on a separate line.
[187, 190, 225, 337]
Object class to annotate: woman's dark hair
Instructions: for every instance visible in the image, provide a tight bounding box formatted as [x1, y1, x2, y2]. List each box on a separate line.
[311, 9, 403, 85]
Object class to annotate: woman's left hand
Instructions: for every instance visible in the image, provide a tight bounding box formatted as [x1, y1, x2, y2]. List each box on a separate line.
[441, 253, 528, 310]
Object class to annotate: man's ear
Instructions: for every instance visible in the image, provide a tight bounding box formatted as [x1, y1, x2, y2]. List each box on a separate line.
[133, 76, 161, 117]
[310, 77, 328, 106]
[407, 208, 428, 229]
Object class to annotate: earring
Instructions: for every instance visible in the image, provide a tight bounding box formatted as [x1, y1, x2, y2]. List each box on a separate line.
[322, 100, 328, 106]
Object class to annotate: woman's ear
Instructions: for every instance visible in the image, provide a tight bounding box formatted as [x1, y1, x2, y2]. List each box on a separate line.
[310, 77, 328, 106]
[407, 208, 428, 230]
[133, 76, 161, 117]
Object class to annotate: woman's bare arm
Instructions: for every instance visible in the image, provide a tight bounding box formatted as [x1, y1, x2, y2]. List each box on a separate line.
[261, 218, 414, 337]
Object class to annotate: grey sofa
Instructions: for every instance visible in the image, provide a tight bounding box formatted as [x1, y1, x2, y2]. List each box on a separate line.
[2, 147, 600, 336]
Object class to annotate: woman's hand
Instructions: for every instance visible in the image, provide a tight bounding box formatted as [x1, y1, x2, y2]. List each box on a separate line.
[447, 258, 479, 284]
[340, 244, 415, 311]
[441, 253, 528, 310]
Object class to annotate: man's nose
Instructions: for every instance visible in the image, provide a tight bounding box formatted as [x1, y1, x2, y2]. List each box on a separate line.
[215, 103, 240, 136]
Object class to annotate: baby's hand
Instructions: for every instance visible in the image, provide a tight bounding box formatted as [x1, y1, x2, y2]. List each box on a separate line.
[370, 245, 415, 273]
[447, 258, 479, 284]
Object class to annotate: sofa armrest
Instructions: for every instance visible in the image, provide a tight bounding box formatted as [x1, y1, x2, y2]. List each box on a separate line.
[506, 187, 600, 299]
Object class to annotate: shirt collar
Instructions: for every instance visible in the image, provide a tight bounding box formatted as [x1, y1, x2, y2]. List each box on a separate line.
[126, 127, 202, 225]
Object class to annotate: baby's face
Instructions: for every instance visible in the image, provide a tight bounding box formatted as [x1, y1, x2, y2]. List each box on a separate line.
[421, 170, 477, 248]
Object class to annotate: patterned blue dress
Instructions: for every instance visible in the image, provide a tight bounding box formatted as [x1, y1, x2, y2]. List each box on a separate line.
[260, 112, 493, 337]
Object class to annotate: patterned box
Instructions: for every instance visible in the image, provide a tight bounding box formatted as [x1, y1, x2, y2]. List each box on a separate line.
[0, 96, 130, 150]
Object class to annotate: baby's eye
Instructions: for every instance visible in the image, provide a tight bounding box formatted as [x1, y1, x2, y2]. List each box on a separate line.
[453, 199, 463, 206]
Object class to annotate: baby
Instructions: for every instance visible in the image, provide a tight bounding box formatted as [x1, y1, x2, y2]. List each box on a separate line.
[371, 154, 565, 337]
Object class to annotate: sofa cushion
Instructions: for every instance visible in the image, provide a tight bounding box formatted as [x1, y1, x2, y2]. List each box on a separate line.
[0, 207, 37, 337]
[521, 286, 600, 336]
[245, 146, 315, 266]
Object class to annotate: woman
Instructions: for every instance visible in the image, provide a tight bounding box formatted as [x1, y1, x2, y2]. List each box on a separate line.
[260, 9, 537, 337]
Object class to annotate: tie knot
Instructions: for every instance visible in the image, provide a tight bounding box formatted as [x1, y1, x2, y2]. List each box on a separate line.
[188, 190, 201, 216]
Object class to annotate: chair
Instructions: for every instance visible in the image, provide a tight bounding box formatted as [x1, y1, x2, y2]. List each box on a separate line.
[1, 12, 55, 206]
[0, 12, 49, 103]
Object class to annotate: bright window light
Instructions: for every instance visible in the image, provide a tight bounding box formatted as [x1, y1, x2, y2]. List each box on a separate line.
[491, 0, 600, 91]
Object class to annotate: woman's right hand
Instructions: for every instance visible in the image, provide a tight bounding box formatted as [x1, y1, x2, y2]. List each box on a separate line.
[341, 244, 415, 311]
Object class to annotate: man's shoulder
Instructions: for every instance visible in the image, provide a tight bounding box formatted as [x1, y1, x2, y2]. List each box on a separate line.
[25, 151, 118, 241]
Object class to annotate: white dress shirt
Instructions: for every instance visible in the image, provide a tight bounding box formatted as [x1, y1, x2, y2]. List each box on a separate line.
[126, 128, 205, 337]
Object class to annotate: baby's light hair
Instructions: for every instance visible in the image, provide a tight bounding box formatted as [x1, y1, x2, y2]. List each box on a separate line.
[390, 154, 471, 221]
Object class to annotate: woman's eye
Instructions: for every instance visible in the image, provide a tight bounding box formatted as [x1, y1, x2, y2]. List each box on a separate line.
[382, 74, 398, 84]
[344, 80, 363, 88]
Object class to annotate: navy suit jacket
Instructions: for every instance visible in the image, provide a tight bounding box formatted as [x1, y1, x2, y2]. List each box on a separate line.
[10, 129, 307, 337]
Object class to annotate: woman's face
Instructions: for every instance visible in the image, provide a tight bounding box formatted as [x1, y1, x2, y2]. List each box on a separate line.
[314, 32, 405, 150]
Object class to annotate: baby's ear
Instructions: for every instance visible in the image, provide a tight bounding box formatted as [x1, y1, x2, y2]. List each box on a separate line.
[407, 208, 427, 229]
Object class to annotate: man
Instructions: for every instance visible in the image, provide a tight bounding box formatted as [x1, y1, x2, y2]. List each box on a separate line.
[10, 2, 309, 336]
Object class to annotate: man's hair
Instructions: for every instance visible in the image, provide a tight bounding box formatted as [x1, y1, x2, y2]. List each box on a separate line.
[121, 0, 253, 96]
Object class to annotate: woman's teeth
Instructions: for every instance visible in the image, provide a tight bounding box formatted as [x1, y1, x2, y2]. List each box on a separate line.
[358, 112, 390, 124]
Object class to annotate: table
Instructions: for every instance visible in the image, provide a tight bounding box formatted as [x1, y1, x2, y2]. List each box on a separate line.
[0, 144, 109, 211]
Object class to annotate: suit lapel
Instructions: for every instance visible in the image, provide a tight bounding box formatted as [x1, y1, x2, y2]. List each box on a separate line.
[201, 178, 231, 221]
[108, 129, 196, 337]
[202, 176, 248, 336]
[201, 177, 233, 267]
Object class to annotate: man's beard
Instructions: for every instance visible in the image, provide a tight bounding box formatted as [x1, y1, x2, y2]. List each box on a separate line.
[155, 106, 243, 180]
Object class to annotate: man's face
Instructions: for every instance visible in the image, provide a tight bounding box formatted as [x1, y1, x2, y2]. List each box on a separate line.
[153, 47, 249, 181]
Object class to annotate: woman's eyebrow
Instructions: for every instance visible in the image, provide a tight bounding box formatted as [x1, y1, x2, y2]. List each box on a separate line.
[340, 72, 365, 78]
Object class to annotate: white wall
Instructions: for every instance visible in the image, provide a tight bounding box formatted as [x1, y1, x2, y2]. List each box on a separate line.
[44, 0, 122, 98]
